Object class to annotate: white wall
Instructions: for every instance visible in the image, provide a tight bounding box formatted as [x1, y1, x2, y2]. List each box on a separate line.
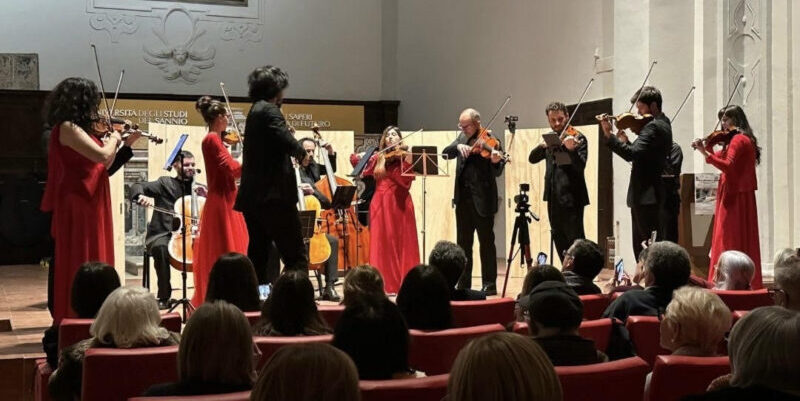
[0, 0, 384, 100]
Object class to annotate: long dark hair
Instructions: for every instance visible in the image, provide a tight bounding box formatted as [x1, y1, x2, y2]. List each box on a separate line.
[205, 253, 261, 312]
[718, 105, 761, 165]
[396, 264, 453, 330]
[256, 270, 330, 336]
[43, 77, 101, 133]
[71, 261, 121, 318]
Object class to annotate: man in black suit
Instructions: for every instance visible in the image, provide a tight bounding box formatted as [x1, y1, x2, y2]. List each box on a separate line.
[660, 142, 683, 243]
[443, 108, 505, 295]
[234, 65, 310, 283]
[601, 86, 672, 259]
[529, 101, 589, 262]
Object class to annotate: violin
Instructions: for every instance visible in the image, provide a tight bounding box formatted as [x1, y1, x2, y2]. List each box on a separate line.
[469, 128, 504, 159]
[92, 116, 164, 144]
[694, 127, 739, 149]
[384, 144, 410, 160]
[595, 112, 654, 134]
[222, 129, 241, 145]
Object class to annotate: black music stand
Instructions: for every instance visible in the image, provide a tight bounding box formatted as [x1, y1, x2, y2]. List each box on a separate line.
[403, 146, 448, 257]
[329, 186, 358, 269]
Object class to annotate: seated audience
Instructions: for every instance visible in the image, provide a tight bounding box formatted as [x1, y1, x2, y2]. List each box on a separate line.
[251, 343, 359, 401]
[333, 297, 419, 380]
[712, 250, 755, 290]
[561, 239, 604, 295]
[342, 264, 387, 307]
[396, 264, 453, 331]
[659, 287, 731, 356]
[527, 281, 607, 365]
[602, 241, 690, 322]
[428, 240, 485, 300]
[773, 252, 800, 312]
[684, 306, 800, 400]
[144, 301, 254, 396]
[48, 287, 180, 401]
[774, 247, 800, 268]
[252, 270, 331, 336]
[43, 261, 121, 368]
[612, 247, 650, 292]
[447, 332, 562, 401]
[205, 252, 261, 312]
[516, 264, 564, 321]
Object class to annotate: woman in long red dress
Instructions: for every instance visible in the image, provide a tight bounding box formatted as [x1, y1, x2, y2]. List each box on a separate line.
[351, 126, 420, 293]
[41, 77, 130, 324]
[191, 96, 249, 306]
[692, 105, 762, 289]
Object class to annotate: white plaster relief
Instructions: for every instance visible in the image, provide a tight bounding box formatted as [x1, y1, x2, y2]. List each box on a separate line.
[89, 13, 139, 43]
[142, 8, 215, 83]
[221, 22, 262, 43]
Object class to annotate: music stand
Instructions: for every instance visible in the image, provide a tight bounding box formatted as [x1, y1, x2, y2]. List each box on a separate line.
[403, 146, 449, 257]
[542, 133, 571, 165]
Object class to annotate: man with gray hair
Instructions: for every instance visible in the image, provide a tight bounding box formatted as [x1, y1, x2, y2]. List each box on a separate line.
[443, 108, 505, 295]
[773, 250, 800, 312]
[712, 250, 756, 290]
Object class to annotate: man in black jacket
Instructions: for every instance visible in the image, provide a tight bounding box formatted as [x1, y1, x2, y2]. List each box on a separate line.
[443, 108, 505, 295]
[601, 86, 672, 259]
[660, 142, 683, 243]
[529, 102, 590, 262]
[234, 65, 309, 282]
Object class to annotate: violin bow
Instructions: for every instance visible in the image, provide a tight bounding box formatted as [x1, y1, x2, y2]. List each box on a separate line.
[558, 77, 595, 139]
[711, 75, 744, 132]
[90, 44, 117, 134]
[629, 60, 657, 112]
[220, 82, 244, 143]
[375, 128, 424, 156]
[671, 85, 696, 123]
[481, 95, 512, 135]
[109, 69, 124, 118]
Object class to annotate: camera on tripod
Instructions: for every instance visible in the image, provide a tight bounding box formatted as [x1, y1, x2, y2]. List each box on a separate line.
[513, 183, 530, 212]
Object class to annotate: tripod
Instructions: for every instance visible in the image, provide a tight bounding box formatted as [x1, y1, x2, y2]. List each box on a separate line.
[501, 188, 540, 297]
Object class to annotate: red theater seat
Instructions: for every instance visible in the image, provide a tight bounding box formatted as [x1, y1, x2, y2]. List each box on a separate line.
[81, 345, 179, 401]
[34, 358, 52, 401]
[556, 357, 649, 401]
[579, 294, 610, 320]
[318, 304, 345, 328]
[408, 323, 503, 375]
[58, 312, 181, 351]
[510, 319, 613, 352]
[732, 310, 748, 324]
[625, 315, 669, 366]
[244, 311, 260, 327]
[253, 335, 333, 369]
[511, 321, 530, 335]
[450, 298, 515, 327]
[646, 355, 731, 401]
[711, 289, 772, 311]
[128, 391, 251, 400]
[359, 374, 449, 401]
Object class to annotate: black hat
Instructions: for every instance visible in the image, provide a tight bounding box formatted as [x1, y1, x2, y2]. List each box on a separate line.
[526, 281, 583, 330]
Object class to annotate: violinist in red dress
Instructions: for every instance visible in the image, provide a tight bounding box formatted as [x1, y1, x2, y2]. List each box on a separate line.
[692, 105, 762, 289]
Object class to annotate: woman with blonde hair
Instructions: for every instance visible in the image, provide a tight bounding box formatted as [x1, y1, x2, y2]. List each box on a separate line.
[447, 332, 562, 401]
[350, 126, 419, 293]
[48, 286, 180, 400]
[660, 287, 732, 357]
[342, 264, 387, 307]
[712, 250, 755, 290]
[251, 343, 360, 401]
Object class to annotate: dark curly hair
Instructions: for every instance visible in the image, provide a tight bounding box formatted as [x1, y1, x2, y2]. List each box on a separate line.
[43, 77, 101, 133]
[195, 95, 227, 125]
[247, 65, 289, 101]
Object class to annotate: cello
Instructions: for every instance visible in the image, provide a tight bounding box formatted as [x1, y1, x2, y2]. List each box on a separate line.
[167, 182, 206, 271]
[292, 156, 332, 265]
[312, 125, 370, 270]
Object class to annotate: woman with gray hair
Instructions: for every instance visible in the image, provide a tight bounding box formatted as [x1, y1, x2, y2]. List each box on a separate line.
[712, 250, 755, 290]
[48, 286, 180, 401]
[685, 306, 800, 399]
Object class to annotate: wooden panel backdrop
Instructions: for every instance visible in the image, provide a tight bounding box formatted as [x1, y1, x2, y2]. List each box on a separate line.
[110, 166, 126, 282]
[503, 125, 599, 278]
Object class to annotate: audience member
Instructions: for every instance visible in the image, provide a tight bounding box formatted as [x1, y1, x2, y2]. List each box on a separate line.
[773, 252, 800, 312]
[253, 270, 331, 336]
[774, 247, 800, 269]
[144, 301, 254, 396]
[428, 240, 485, 301]
[561, 239, 604, 295]
[516, 265, 564, 321]
[712, 250, 755, 290]
[396, 264, 453, 331]
[527, 281, 607, 365]
[43, 261, 121, 368]
[447, 332, 562, 401]
[684, 306, 800, 400]
[48, 287, 180, 401]
[659, 287, 731, 356]
[251, 343, 360, 401]
[205, 252, 261, 312]
[342, 264, 387, 307]
[333, 297, 418, 380]
[603, 241, 690, 322]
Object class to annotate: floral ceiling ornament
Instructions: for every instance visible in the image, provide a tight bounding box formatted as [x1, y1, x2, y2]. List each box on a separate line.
[89, 13, 138, 43]
[143, 7, 215, 84]
[221, 22, 262, 43]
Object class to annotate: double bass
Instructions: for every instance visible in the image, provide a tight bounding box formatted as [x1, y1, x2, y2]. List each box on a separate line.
[312, 126, 370, 269]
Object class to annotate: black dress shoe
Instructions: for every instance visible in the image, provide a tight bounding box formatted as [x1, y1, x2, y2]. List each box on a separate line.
[321, 286, 341, 302]
[481, 284, 497, 296]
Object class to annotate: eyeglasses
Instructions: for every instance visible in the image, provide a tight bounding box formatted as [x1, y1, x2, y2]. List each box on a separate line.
[768, 287, 786, 301]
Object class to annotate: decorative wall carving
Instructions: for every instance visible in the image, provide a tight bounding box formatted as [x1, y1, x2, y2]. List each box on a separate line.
[89, 13, 139, 43]
[143, 8, 215, 83]
[725, 0, 762, 110]
[220, 22, 262, 43]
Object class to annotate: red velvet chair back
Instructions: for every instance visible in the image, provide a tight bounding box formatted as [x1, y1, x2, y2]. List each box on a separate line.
[244, 311, 261, 327]
[58, 312, 181, 351]
[253, 335, 333, 369]
[732, 310, 748, 324]
[318, 304, 345, 328]
[579, 294, 610, 320]
[511, 321, 530, 335]
[510, 319, 613, 352]
[450, 298, 515, 327]
[359, 374, 449, 401]
[555, 357, 649, 401]
[625, 315, 669, 366]
[128, 391, 251, 400]
[81, 345, 179, 401]
[408, 324, 504, 375]
[646, 355, 731, 401]
[711, 289, 772, 311]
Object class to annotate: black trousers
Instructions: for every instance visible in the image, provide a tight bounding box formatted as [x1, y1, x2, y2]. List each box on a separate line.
[149, 242, 173, 301]
[266, 234, 338, 286]
[244, 200, 308, 285]
[631, 204, 661, 261]
[456, 197, 497, 289]
[659, 203, 680, 243]
[548, 201, 586, 263]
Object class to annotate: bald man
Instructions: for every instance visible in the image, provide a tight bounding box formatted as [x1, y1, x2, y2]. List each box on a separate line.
[443, 108, 505, 295]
